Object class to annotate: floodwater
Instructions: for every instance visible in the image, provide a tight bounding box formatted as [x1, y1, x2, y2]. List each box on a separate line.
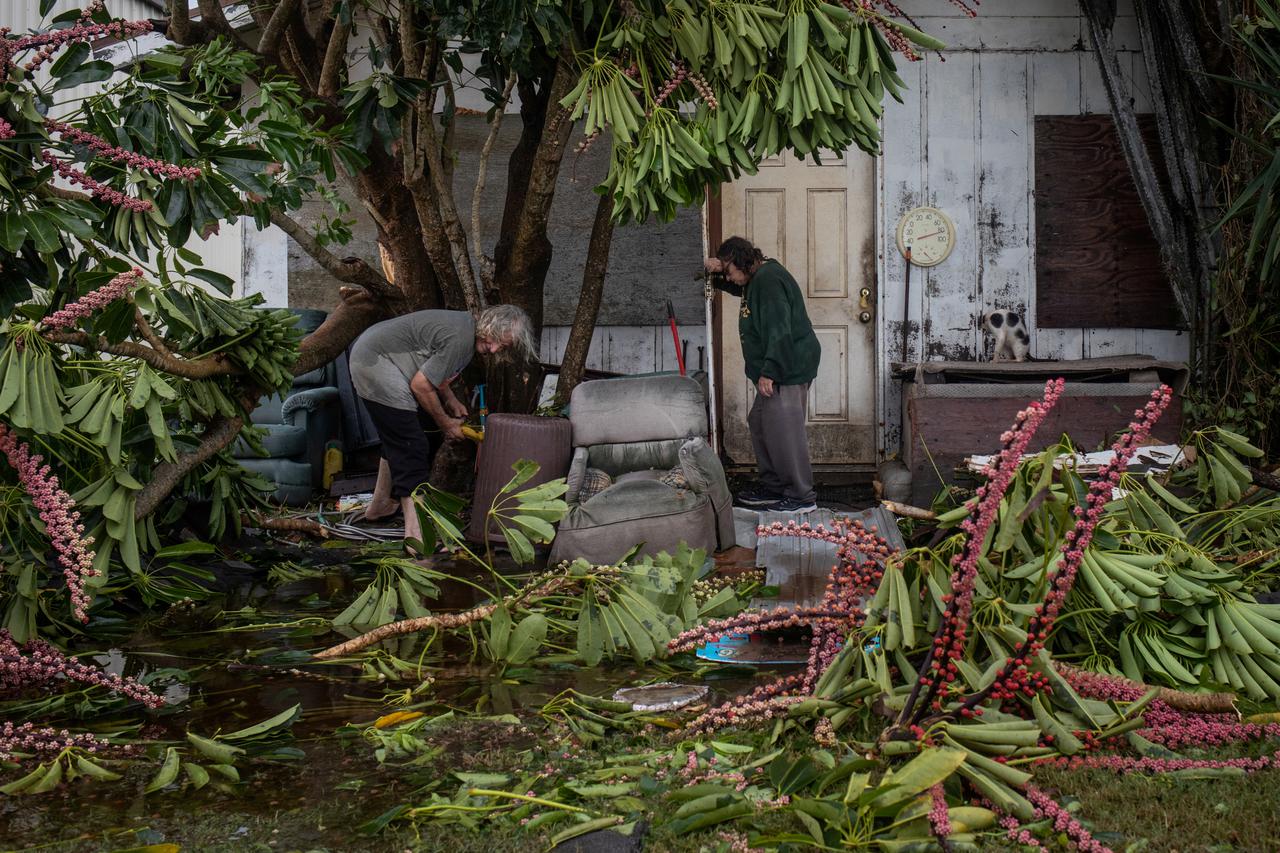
[0, 540, 781, 852]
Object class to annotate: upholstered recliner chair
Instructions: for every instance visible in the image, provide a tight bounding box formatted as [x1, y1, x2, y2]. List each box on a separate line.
[548, 374, 734, 565]
[233, 309, 341, 506]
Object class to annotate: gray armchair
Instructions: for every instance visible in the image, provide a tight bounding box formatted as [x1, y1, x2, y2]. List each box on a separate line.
[233, 309, 341, 506]
[548, 374, 734, 565]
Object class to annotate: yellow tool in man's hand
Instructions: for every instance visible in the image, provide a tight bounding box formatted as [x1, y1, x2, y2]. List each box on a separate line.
[461, 425, 484, 442]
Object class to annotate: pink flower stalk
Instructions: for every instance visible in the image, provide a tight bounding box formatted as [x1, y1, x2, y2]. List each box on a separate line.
[0, 423, 97, 621]
[1, 630, 165, 708]
[927, 783, 952, 841]
[667, 607, 854, 654]
[45, 120, 202, 181]
[672, 517, 896, 736]
[960, 385, 1173, 712]
[41, 150, 152, 211]
[998, 814, 1044, 849]
[40, 267, 145, 331]
[0, 720, 109, 760]
[1024, 786, 1113, 853]
[906, 379, 1065, 721]
[0, 117, 14, 140]
[1053, 665, 1280, 749]
[0, 19, 154, 73]
[1049, 751, 1280, 774]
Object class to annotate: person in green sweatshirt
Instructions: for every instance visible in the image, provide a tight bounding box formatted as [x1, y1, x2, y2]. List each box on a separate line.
[705, 236, 821, 513]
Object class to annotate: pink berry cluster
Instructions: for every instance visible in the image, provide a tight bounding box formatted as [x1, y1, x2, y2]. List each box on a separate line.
[687, 71, 718, 110]
[0, 720, 109, 760]
[1055, 664, 1280, 753]
[908, 379, 1065, 719]
[715, 830, 763, 853]
[681, 680, 808, 736]
[1050, 751, 1280, 775]
[650, 62, 689, 115]
[40, 267, 144, 331]
[0, 18, 154, 73]
[668, 606, 854, 655]
[1023, 786, 1113, 853]
[40, 149, 152, 211]
[958, 385, 1173, 715]
[45, 120, 202, 180]
[0, 118, 13, 140]
[1, 629, 165, 708]
[0, 424, 98, 621]
[996, 791, 1114, 853]
[574, 128, 601, 155]
[927, 783, 952, 842]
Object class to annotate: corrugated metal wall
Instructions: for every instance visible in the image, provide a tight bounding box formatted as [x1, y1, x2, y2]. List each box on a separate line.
[876, 0, 1190, 456]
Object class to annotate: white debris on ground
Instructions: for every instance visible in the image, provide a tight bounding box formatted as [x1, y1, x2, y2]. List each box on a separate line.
[963, 444, 1188, 476]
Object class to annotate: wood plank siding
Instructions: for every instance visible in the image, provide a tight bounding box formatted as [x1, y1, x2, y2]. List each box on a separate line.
[876, 0, 1191, 457]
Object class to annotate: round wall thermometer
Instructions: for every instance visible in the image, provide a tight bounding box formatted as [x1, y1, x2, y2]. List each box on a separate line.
[896, 206, 956, 267]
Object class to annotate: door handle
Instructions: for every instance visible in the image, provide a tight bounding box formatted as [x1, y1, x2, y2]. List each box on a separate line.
[858, 287, 872, 310]
[859, 311, 872, 324]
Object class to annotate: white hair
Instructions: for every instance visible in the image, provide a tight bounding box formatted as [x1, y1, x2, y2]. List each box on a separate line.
[476, 304, 536, 361]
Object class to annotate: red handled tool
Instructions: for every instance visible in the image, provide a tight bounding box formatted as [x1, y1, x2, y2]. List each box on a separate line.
[666, 298, 687, 376]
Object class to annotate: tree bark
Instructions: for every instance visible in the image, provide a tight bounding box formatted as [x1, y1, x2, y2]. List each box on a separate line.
[555, 192, 615, 407]
[494, 56, 577, 331]
[41, 331, 239, 379]
[134, 414, 245, 518]
[292, 285, 392, 376]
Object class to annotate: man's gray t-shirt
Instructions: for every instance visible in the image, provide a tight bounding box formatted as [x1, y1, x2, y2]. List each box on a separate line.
[349, 310, 475, 410]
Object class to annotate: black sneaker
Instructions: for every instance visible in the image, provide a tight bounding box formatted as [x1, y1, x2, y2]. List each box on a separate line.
[765, 496, 818, 514]
[735, 485, 783, 507]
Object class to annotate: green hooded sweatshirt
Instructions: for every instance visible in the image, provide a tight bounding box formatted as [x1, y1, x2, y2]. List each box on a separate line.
[737, 260, 821, 385]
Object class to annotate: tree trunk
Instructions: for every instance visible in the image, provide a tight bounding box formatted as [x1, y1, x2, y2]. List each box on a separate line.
[555, 192, 616, 407]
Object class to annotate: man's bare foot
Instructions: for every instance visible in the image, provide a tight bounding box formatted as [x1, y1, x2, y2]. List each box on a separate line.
[363, 502, 401, 522]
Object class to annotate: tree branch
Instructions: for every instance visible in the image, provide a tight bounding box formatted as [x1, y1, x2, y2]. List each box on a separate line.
[555, 192, 615, 406]
[267, 208, 397, 300]
[38, 184, 94, 203]
[416, 112, 483, 314]
[312, 575, 574, 659]
[397, 2, 423, 77]
[134, 415, 245, 519]
[257, 0, 301, 60]
[195, 0, 252, 49]
[472, 73, 517, 293]
[164, 0, 194, 44]
[497, 54, 577, 319]
[317, 18, 350, 99]
[134, 307, 174, 358]
[42, 330, 239, 378]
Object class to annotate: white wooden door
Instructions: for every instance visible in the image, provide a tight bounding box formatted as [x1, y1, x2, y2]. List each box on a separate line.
[717, 150, 877, 466]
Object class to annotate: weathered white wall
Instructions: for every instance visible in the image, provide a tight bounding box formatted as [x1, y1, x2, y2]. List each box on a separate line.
[539, 324, 708, 375]
[876, 0, 1190, 455]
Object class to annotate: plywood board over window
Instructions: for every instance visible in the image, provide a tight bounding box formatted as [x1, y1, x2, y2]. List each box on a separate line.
[1035, 115, 1181, 329]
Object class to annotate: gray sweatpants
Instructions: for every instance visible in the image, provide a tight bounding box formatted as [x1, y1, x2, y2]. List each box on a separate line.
[747, 382, 814, 502]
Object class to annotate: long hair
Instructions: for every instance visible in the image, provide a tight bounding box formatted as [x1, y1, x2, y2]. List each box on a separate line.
[476, 304, 537, 362]
[715, 236, 766, 274]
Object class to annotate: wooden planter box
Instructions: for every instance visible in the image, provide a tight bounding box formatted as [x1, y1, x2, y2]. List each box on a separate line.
[898, 357, 1188, 507]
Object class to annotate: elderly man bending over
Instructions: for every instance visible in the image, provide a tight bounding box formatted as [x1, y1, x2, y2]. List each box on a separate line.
[350, 304, 535, 546]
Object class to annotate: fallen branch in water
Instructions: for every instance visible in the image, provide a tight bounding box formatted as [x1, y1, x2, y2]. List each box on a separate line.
[241, 513, 328, 538]
[312, 574, 573, 660]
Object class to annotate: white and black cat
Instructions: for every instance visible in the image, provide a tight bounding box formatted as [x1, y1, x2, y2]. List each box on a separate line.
[981, 310, 1031, 362]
